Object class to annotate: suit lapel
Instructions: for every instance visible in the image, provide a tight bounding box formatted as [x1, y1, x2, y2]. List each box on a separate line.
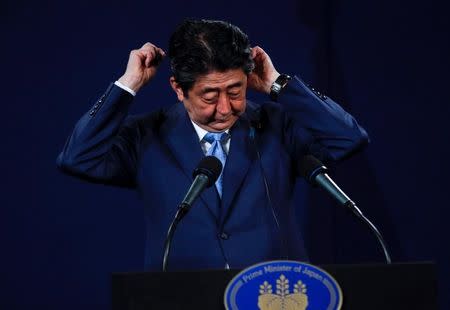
[161, 104, 220, 219]
[220, 118, 253, 221]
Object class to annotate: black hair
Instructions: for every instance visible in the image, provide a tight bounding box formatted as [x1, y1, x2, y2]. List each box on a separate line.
[168, 19, 254, 95]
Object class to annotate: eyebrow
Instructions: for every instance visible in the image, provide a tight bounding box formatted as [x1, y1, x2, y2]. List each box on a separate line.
[201, 82, 243, 94]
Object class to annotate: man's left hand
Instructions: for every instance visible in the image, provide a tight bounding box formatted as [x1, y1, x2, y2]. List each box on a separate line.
[247, 46, 280, 94]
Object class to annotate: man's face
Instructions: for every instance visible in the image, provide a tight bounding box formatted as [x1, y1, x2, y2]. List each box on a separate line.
[170, 69, 247, 132]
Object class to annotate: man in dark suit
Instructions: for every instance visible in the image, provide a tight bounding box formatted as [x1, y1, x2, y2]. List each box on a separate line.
[57, 19, 368, 270]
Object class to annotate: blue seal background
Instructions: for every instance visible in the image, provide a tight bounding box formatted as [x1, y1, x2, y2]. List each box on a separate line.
[225, 261, 342, 310]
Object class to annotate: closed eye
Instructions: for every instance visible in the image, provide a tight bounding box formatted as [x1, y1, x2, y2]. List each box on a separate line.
[203, 96, 218, 103]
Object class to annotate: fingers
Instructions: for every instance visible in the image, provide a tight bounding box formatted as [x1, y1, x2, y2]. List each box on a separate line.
[120, 43, 166, 91]
[136, 42, 166, 68]
[150, 47, 166, 67]
[248, 46, 279, 94]
[251, 46, 266, 60]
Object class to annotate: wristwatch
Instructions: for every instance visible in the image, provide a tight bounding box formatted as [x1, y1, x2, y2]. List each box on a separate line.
[270, 74, 292, 101]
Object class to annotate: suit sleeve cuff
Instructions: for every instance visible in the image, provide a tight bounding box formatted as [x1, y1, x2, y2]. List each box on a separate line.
[114, 80, 137, 96]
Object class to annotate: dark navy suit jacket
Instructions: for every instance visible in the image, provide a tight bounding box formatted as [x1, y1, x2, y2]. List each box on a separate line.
[57, 76, 368, 271]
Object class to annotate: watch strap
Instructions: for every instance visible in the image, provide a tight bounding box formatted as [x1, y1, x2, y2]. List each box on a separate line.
[270, 74, 292, 101]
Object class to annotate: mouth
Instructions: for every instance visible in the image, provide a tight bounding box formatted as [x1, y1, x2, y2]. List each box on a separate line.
[207, 115, 232, 124]
[216, 118, 231, 123]
[204, 114, 239, 130]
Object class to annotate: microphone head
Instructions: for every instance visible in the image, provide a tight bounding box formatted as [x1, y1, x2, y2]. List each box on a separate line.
[193, 156, 223, 187]
[298, 155, 328, 184]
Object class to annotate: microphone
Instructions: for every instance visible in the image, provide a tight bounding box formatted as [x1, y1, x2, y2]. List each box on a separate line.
[299, 155, 354, 207]
[299, 155, 392, 264]
[162, 156, 222, 271]
[181, 156, 222, 209]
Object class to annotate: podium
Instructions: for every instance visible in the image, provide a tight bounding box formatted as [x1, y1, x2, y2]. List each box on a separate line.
[112, 262, 437, 309]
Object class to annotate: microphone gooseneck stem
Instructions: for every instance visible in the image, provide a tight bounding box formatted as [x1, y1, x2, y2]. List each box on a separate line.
[162, 204, 189, 272]
[315, 173, 392, 264]
[345, 201, 392, 264]
[161, 156, 222, 272]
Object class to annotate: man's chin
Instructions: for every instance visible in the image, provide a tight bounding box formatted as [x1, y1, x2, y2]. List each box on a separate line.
[209, 119, 237, 132]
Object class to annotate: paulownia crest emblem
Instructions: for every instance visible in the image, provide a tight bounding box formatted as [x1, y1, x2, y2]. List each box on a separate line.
[258, 274, 308, 310]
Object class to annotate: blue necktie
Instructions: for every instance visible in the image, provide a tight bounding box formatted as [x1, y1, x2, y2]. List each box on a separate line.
[204, 132, 229, 198]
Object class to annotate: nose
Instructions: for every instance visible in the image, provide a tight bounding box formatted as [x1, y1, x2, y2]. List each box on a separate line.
[216, 93, 232, 116]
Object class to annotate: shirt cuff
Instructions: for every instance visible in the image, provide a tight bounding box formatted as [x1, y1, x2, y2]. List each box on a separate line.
[114, 80, 137, 96]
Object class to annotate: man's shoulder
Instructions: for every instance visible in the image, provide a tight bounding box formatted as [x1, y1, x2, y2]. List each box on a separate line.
[123, 102, 183, 130]
[246, 98, 283, 112]
[244, 98, 284, 123]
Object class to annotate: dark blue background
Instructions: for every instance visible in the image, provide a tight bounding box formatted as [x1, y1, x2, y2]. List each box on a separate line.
[2, 0, 449, 308]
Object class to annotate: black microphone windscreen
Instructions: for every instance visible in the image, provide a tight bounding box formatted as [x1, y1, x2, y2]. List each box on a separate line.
[298, 155, 327, 183]
[193, 156, 223, 187]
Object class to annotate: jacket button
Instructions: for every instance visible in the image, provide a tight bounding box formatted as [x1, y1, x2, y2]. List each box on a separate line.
[89, 111, 95, 116]
[219, 232, 229, 240]
[93, 104, 99, 109]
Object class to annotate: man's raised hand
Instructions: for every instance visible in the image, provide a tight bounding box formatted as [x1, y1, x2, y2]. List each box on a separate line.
[118, 42, 166, 93]
[247, 46, 280, 94]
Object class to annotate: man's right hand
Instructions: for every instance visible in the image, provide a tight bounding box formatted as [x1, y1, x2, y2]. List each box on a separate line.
[118, 42, 166, 93]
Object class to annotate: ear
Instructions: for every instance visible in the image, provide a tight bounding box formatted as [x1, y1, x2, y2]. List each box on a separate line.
[170, 77, 185, 102]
